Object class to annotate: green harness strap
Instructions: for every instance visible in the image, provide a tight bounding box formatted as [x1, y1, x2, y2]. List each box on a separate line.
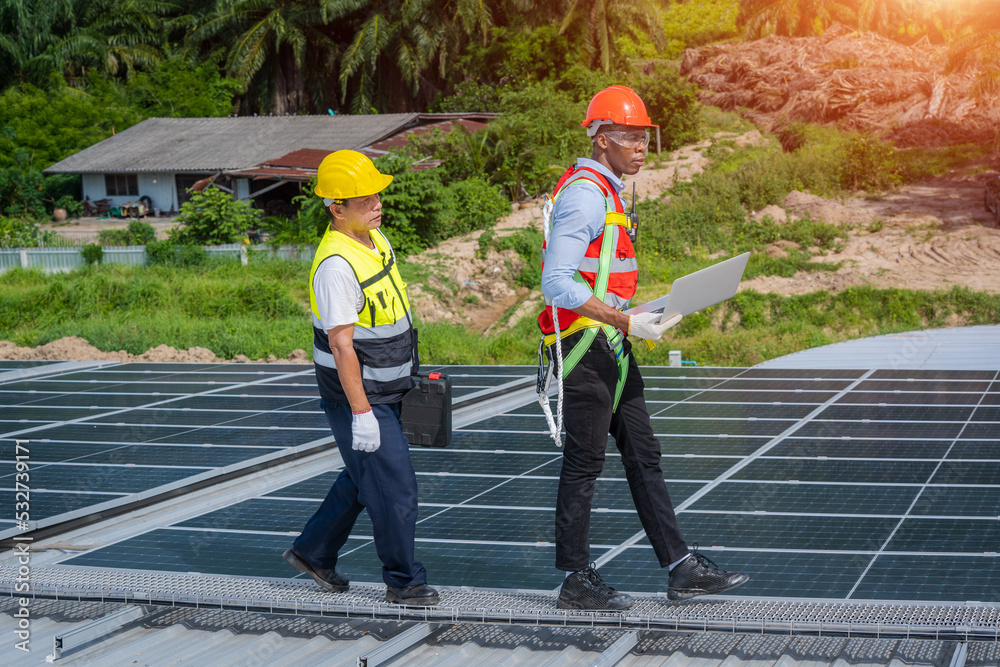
[555, 221, 630, 411]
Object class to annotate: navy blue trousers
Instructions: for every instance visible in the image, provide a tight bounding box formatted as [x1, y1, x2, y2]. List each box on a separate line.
[292, 400, 427, 589]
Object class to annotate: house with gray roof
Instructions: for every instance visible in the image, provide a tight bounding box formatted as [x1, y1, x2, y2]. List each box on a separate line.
[43, 113, 493, 215]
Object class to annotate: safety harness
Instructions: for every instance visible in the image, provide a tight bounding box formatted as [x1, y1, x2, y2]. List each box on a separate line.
[537, 167, 638, 446]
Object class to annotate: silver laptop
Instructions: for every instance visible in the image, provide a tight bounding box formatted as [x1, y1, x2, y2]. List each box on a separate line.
[627, 252, 751, 323]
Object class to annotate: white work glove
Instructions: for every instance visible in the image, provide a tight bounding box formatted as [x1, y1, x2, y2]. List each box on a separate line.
[351, 409, 381, 453]
[628, 312, 683, 342]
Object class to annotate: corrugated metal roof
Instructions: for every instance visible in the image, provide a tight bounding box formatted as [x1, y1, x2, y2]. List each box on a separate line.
[366, 116, 493, 155]
[43, 114, 423, 174]
[260, 148, 331, 169]
[43, 113, 497, 176]
[755, 324, 1000, 370]
[4, 599, 988, 666]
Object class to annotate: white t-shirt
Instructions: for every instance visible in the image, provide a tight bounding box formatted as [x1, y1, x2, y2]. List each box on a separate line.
[313, 250, 379, 328]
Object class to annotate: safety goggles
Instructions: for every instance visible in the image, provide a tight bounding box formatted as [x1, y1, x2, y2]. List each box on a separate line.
[601, 129, 651, 149]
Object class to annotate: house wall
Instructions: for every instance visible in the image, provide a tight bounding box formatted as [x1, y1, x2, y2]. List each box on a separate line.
[81, 172, 179, 214]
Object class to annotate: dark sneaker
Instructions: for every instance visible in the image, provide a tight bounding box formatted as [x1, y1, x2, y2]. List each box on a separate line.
[386, 583, 441, 606]
[557, 565, 633, 610]
[282, 549, 349, 593]
[668, 549, 749, 600]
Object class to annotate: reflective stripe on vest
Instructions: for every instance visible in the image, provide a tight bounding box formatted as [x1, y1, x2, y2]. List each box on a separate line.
[538, 166, 639, 336]
[309, 227, 416, 404]
[537, 166, 636, 410]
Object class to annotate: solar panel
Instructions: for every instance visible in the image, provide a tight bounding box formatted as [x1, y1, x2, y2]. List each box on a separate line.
[0, 362, 328, 537]
[36, 366, 1000, 605]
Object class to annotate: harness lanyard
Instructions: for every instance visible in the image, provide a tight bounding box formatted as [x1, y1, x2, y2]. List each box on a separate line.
[538, 212, 630, 447]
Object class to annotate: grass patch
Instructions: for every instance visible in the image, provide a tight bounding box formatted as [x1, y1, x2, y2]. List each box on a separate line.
[3, 262, 997, 367]
[0, 260, 311, 358]
[632, 286, 1000, 366]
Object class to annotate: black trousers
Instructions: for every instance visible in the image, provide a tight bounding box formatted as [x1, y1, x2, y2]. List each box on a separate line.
[555, 332, 689, 571]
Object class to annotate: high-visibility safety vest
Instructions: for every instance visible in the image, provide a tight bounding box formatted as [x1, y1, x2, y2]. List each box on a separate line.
[309, 227, 417, 404]
[537, 165, 638, 408]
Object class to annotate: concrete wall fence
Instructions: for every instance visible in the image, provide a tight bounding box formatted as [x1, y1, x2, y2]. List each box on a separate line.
[0, 244, 316, 274]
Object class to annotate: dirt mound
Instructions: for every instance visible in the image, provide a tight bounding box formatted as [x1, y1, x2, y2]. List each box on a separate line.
[742, 171, 1000, 295]
[782, 190, 874, 226]
[0, 336, 308, 364]
[682, 23, 1000, 148]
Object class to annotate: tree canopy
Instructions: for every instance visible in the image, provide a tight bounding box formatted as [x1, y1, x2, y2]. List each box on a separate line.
[3, 0, 992, 118]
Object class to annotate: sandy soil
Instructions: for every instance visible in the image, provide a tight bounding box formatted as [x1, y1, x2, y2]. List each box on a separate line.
[0, 337, 309, 364]
[40, 216, 181, 243]
[741, 172, 1000, 295]
[7, 130, 999, 363]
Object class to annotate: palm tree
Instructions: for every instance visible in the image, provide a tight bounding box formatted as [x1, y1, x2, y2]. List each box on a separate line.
[0, 0, 75, 88]
[71, 0, 173, 80]
[328, 0, 494, 113]
[947, 0, 1000, 97]
[188, 0, 337, 115]
[738, 0, 855, 38]
[558, 0, 663, 73]
[854, 0, 907, 34]
[0, 0, 171, 89]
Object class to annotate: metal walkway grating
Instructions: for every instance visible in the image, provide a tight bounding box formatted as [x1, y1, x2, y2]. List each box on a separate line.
[2, 566, 998, 641]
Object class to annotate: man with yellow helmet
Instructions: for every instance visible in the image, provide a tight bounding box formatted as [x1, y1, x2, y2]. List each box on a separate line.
[539, 86, 749, 610]
[282, 150, 439, 606]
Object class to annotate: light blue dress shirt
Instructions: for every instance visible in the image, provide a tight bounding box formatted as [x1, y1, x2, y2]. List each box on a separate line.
[541, 158, 625, 310]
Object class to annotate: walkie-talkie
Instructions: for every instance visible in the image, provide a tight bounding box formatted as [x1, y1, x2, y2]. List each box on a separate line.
[625, 182, 638, 244]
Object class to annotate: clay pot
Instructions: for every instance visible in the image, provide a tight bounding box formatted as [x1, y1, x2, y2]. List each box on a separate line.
[53, 207, 67, 222]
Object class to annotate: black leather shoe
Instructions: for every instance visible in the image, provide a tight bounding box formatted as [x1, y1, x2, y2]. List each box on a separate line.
[385, 583, 440, 606]
[557, 565, 633, 610]
[282, 549, 349, 592]
[668, 549, 749, 600]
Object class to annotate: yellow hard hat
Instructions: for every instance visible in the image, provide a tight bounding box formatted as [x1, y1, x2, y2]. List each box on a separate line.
[314, 150, 393, 201]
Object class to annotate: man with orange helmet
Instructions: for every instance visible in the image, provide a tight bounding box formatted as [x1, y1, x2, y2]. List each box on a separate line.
[539, 86, 749, 610]
[282, 150, 439, 607]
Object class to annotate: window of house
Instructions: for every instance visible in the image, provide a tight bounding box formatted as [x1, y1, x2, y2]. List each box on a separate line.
[105, 174, 138, 197]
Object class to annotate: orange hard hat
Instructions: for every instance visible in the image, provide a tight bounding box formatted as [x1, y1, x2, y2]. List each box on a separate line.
[581, 86, 657, 135]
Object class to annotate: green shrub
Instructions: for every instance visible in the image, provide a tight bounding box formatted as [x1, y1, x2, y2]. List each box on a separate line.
[841, 135, 902, 191]
[375, 155, 451, 254]
[171, 187, 260, 245]
[442, 25, 577, 96]
[176, 244, 209, 267]
[259, 214, 320, 246]
[782, 216, 847, 249]
[430, 80, 503, 113]
[449, 177, 511, 235]
[0, 216, 57, 248]
[146, 239, 208, 268]
[628, 62, 700, 152]
[0, 167, 47, 218]
[289, 180, 333, 242]
[54, 194, 83, 217]
[81, 243, 103, 265]
[478, 228, 543, 288]
[98, 220, 156, 246]
[288, 166, 506, 256]
[641, 173, 743, 259]
[145, 239, 174, 265]
[661, 0, 739, 57]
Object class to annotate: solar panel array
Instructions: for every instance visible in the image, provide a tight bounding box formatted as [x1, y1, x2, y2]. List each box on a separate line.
[52, 365, 1000, 604]
[0, 362, 333, 538]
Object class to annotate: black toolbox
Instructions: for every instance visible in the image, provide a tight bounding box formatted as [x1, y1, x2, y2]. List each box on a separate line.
[401, 371, 452, 448]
